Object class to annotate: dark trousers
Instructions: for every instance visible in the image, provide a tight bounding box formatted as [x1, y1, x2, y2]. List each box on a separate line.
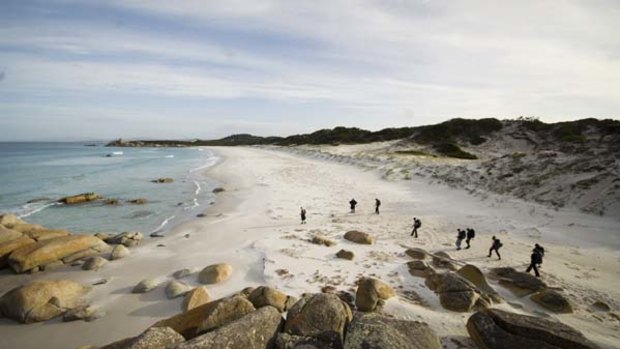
[526, 263, 540, 277]
[466, 237, 472, 248]
[411, 227, 418, 237]
[488, 247, 501, 259]
[375, 206, 379, 214]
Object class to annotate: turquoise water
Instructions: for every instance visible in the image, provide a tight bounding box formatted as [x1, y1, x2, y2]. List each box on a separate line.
[0, 142, 218, 234]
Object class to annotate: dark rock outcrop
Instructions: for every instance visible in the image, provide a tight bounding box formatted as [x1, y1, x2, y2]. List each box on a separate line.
[343, 231, 374, 244]
[101, 326, 184, 349]
[355, 277, 395, 312]
[490, 267, 547, 296]
[530, 289, 573, 313]
[248, 286, 289, 312]
[467, 308, 598, 349]
[336, 249, 354, 260]
[344, 312, 442, 349]
[59, 193, 101, 204]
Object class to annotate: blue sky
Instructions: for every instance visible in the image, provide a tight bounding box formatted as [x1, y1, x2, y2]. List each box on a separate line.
[1, 0, 618, 141]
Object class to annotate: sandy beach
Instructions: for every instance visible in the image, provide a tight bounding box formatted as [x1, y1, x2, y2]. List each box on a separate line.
[1, 146, 619, 349]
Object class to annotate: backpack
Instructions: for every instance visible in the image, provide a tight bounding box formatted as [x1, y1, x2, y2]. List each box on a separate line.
[415, 220, 421, 228]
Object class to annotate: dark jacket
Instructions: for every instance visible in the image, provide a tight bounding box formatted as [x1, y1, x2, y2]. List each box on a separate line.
[467, 229, 475, 238]
[492, 239, 502, 249]
[531, 251, 543, 264]
[458, 230, 466, 239]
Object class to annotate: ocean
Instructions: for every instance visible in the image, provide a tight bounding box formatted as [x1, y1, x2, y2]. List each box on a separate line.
[0, 142, 219, 235]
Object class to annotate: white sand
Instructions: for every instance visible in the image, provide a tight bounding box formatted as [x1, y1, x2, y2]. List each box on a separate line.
[1, 146, 619, 349]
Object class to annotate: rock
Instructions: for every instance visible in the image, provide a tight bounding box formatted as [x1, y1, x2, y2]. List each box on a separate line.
[435, 272, 482, 312]
[62, 247, 107, 264]
[128, 198, 147, 204]
[172, 306, 282, 349]
[198, 263, 232, 284]
[0, 213, 21, 227]
[101, 326, 184, 349]
[284, 295, 298, 311]
[111, 244, 130, 260]
[592, 301, 610, 312]
[343, 231, 374, 244]
[94, 232, 113, 241]
[490, 267, 547, 296]
[431, 251, 458, 270]
[153, 295, 255, 339]
[276, 333, 334, 349]
[166, 280, 192, 299]
[105, 231, 143, 248]
[467, 308, 598, 349]
[173, 268, 196, 279]
[63, 305, 104, 322]
[407, 260, 435, 278]
[0, 279, 91, 323]
[59, 192, 101, 204]
[150, 232, 165, 237]
[41, 260, 64, 271]
[93, 278, 109, 286]
[181, 287, 211, 312]
[248, 286, 288, 312]
[82, 256, 108, 271]
[0, 235, 35, 268]
[132, 278, 160, 293]
[196, 213, 206, 218]
[104, 198, 120, 205]
[212, 187, 225, 193]
[151, 178, 174, 183]
[26, 229, 71, 242]
[336, 249, 354, 260]
[530, 289, 573, 313]
[457, 264, 502, 303]
[405, 247, 428, 260]
[344, 312, 442, 349]
[8, 235, 110, 273]
[311, 235, 336, 247]
[285, 293, 352, 348]
[355, 277, 395, 312]
[0, 225, 22, 244]
[7, 222, 45, 234]
[236, 286, 257, 298]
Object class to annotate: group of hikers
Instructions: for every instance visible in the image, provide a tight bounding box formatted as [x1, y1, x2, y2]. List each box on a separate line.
[299, 199, 547, 278]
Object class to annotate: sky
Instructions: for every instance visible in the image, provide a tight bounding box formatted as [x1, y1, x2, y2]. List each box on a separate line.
[0, 0, 619, 141]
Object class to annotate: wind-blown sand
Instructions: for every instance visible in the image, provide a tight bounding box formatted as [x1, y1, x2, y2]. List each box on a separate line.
[1, 146, 619, 349]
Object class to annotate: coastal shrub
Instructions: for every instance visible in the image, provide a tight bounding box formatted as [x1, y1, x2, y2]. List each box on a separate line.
[432, 143, 478, 159]
[413, 118, 503, 145]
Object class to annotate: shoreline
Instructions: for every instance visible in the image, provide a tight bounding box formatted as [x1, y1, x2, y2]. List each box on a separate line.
[1, 146, 619, 349]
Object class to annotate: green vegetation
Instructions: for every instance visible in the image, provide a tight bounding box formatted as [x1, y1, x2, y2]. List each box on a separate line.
[432, 143, 478, 159]
[413, 118, 503, 145]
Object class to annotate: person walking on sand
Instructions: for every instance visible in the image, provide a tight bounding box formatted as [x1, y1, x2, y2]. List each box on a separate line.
[349, 198, 358, 213]
[487, 236, 502, 260]
[526, 248, 543, 277]
[534, 243, 545, 267]
[456, 229, 466, 250]
[411, 217, 421, 238]
[300, 207, 307, 224]
[375, 198, 381, 214]
[466, 228, 476, 249]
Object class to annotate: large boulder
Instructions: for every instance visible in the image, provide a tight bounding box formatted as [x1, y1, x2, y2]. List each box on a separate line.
[132, 279, 160, 293]
[24, 229, 71, 241]
[59, 192, 101, 204]
[165, 280, 192, 299]
[435, 272, 486, 312]
[344, 312, 442, 349]
[336, 249, 354, 260]
[0, 225, 22, 244]
[8, 235, 110, 273]
[343, 231, 374, 244]
[63, 305, 105, 322]
[276, 333, 334, 349]
[100, 326, 185, 349]
[172, 306, 283, 349]
[248, 286, 289, 312]
[105, 232, 143, 248]
[0, 213, 21, 227]
[0, 279, 91, 323]
[153, 295, 255, 339]
[457, 264, 502, 303]
[0, 235, 35, 268]
[355, 277, 395, 312]
[407, 260, 435, 278]
[198, 263, 232, 284]
[111, 244, 131, 260]
[284, 293, 352, 348]
[181, 287, 211, 312]
[490, 267, 547, 297]
[467, 308, 598, 349]
[431, 251, 458, 270]
[405, 247, 428, 260]
[530, 289, 573, 313]
[82, 256, 108, 271]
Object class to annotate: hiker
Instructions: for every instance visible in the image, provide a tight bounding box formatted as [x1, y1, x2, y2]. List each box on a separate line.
[300, 207, 307, 224]
[411, 217, 421, 238]
[534, 243, 545, 267]
[456, 229, 466, 250]
[526, 249, 543, 277]
[466, 228, 476, 249]
[375, 198, 381, 214]
[349, 198, 358, 213]
[487, 236, 502, 260]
